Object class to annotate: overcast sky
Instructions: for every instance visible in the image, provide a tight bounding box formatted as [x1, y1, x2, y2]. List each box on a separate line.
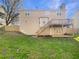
[22, 0, 79, 19]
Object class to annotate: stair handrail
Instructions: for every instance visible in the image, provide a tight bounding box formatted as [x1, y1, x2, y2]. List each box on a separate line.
[36, 19, 53, 35]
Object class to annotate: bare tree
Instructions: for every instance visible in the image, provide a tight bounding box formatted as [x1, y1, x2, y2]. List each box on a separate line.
[0, 0, 23, 25]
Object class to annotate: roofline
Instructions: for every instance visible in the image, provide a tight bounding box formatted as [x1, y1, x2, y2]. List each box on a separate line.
[18, 8, 59, 12]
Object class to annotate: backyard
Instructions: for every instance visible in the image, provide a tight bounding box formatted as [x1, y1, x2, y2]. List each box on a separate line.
[0, 30, 79, 59]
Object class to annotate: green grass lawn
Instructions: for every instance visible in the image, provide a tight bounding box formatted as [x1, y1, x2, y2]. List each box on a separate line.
[0, 32, 79, 59]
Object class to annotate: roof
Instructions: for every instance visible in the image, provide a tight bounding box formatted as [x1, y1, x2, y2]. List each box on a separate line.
[0, 6, 5, 13]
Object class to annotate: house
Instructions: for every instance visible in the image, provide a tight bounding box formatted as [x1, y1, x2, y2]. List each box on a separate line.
[0, 6, 6, 27]
[0, 4, 73, 37]
[17, 4, 73, 37]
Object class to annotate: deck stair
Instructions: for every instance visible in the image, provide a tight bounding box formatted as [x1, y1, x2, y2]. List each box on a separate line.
[36, 19, 72, 36]
[36, 20, 52, 35]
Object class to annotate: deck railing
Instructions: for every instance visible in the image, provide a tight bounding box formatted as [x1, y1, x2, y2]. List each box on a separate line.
[36, 19, 72, 35]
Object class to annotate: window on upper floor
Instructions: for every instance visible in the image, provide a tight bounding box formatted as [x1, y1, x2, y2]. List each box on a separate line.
[25, 11, 30, 16]
[57, 11, 61, 16]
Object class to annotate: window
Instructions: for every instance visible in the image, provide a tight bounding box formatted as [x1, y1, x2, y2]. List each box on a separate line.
[11, 17, 19, 25]
[25, 11, 30, 16]
[57, 12, 61, 16]
[39, 17, 49, 27]
[56, 10, 61, 16]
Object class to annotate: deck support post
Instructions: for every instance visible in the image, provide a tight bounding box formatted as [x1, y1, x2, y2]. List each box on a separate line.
[72, 23, 74, 37]
[62, 24, 64, 35]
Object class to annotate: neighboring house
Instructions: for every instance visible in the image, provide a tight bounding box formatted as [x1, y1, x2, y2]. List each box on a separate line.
[72, 11, 79, 33]
[0, 6, 6, 27]
[0, 6, 19, 26]
[18, 4, 73, 37]
[0, 6, 5, 13]
[0, 18, 5, 25]
[0, 4, 73, 37]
